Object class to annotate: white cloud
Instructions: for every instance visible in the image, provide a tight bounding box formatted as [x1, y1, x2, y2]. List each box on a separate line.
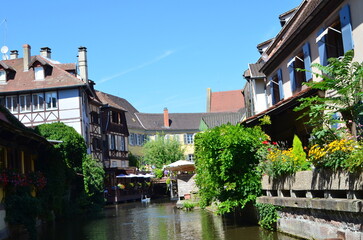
[98, 50, 175, 84]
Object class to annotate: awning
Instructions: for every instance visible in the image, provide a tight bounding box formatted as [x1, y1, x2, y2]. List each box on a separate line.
[164, 160, 195, 172]
[116, 173, 155, 178]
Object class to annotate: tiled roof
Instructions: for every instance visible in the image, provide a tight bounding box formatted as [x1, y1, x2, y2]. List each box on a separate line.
[0, 56, 85, 93]
[136, 112, 205, 131]
[210, 89, 245, 112]
[262, 0, 342, 74]
[243, 69, 250, 78]
[95, 91, 127, 111]
[202, 112, 245, 129]
[95, 90, 144, 130]
[248, 63, 265, 78]
[57, 63, 76, 71]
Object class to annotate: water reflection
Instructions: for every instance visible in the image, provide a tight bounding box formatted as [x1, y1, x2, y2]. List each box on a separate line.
[33, 200, 297, 240]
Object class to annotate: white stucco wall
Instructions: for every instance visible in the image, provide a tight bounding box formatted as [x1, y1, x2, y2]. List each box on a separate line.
[267, 0, 362, 104]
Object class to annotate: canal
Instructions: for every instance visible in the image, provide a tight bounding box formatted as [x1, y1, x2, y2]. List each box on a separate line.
[29, 200, 298, 240]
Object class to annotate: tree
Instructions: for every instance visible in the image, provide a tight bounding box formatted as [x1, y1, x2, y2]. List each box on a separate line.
[194, 124, 267, 214]
[82, 155, 105, 207]
[143, 134, 184, 169]
[295, 50, 363, 140]
[35, 122, 86, 174]
[35, 122, 105, 211]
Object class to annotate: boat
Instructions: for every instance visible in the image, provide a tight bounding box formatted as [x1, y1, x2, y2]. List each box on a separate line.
[141, 195, 150, 203]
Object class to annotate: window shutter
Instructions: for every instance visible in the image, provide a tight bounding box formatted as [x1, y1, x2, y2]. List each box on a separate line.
[339, 4, 353, 53]
[184, 134, 187, 144]
[269, 77, 275, 105]
[288, 58, 296, 92]
[277, 69, 284, 100]
[317, 28, 327, 66]
[302, 42, 312, 81]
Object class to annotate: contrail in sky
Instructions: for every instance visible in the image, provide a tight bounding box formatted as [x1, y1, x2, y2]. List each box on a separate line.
[99, 50, 175, 84]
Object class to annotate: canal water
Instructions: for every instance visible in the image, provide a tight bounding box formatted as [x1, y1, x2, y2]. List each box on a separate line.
[31, 200, 297, 240]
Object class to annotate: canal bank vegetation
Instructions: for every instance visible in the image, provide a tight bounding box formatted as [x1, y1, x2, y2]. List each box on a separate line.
[193, 51, 363, 233]
[256, 50, 363, 236]
[3, 123, 105, 239]
[194, 124, 267, 214]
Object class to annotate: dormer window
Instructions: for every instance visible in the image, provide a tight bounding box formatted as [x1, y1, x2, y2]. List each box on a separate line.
[0, 70, 6, 84]
[34, 66, 44, 80]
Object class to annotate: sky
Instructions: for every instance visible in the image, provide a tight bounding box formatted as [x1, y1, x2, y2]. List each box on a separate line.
[2, 0, 302, 113]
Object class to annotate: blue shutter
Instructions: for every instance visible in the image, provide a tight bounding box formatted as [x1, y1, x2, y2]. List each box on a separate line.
[288, 58, 296, 92]
[269, 76, 275, 105]
[317, 28, 327, 66]
[302, 42, 312, 81]
[277, 69, 284, 100]
[339, 4, 353, 53]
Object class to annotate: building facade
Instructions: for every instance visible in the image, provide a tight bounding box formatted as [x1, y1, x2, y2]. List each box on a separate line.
[242, 0, 363, 145]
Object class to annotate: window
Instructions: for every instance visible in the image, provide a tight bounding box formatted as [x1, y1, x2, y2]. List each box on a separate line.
[111, 161, 118, 168]
[288, 43, 312, 93]
[0, 97, 5, 107]
[90, 111, 99, 124]
[136, 134, 142, 146]
[184, 133, 194, 144]
[32, 93, 44, 111]
[119, 136, 125, 151]
[6, 95, 18, 113]
[92, 137, 101, 150]
[19, 94, 31, 112]
[109, 135, 116, 150]
[45, 92, 57, 109]
[316, 4, 353, 66]
[269, 69, 284, 105]
[34, 66, 44, 80]
[187, 154, 194, 162]
[0, 70, 6, 83]
[129, 133, 134, 146]
[111, 111, 119, 124]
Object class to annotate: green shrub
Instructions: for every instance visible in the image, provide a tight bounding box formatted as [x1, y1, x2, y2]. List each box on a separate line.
[182, 201, 197, 211]
[255, 203, 281, 231]
[194, 124, 267, 214]
[154, 168, 164, 179]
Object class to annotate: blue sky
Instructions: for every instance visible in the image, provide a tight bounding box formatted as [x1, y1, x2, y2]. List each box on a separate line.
[2, 0, 301, 113]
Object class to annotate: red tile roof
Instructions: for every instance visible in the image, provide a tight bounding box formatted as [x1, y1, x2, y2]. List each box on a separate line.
[0, 56, 85, 93]
[210, 90, 245, 112]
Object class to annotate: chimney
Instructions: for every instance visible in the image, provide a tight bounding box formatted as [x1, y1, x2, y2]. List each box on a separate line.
[163, 107, 170, 128]
[23, 44, 31, 72]
[40, 47, 51, 58]
[78, 46, 88, 83]
[206, 88, 212, 112]
[10, 50, 18, 59]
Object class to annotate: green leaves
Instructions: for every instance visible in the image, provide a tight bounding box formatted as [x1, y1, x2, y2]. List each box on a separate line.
[194, 124, 266, 214]
[143, 134, 184, 169]
[255, 203, 281, 230]
[295, 50, 363, 139]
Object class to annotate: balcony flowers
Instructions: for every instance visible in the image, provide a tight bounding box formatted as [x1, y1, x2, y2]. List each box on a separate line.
[259, 135, 310, 178]
[117, 183, 126, 190]
[0, 169, 46, 190]
[308, 138, 362, 171]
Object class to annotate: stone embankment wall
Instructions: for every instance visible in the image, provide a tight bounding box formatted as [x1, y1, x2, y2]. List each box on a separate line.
[257, 170, 363, 240]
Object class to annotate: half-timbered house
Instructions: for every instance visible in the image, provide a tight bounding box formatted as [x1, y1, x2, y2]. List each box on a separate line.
[0, 44, 103, 161]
